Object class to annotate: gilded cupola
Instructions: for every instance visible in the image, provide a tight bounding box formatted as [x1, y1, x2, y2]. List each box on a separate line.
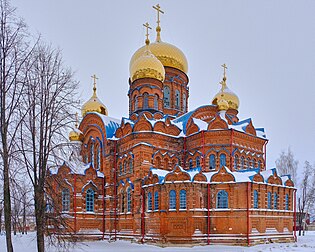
[129, 4, 188, 74]
[81, 75, 108, 117]
[212, 64, 240, 110]
[129, 23, 165, 82]
[69, 112, 83, 142]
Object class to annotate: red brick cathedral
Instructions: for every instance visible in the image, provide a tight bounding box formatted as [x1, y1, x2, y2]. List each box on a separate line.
[49, 5, 296, 246]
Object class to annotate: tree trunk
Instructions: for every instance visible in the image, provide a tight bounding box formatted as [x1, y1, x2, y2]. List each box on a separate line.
[0, 205, 2, 234]
[35, 187, 45, 252]
[3, 151, 13, 252]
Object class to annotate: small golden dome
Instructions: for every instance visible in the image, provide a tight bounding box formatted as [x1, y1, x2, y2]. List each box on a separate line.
[212, 65, 239, 110]
[130, 46, 165, 82]
[212, 81, 240, 110]
[69, 113, 83, 141]
[130, 41, 188, 74]
[69, 128, 82, 142]
[217, 95, 229, 111]
[81, 76, 108, 117]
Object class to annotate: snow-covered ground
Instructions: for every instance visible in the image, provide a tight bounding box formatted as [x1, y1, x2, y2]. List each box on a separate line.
[2, 232, 315, 252]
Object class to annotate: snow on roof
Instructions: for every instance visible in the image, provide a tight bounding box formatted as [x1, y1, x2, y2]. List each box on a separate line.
[280, 175, 291, 185]
[150, 168, 169, 183]
[147, 166, 288, 184]
[261, 168, 276, 182]
[87, 112, 120, 138]
[192, 118, 208, 131]
[256, 128, 267, 138]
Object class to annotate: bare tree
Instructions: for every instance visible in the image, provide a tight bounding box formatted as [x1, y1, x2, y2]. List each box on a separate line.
[297, 161, 315, 236]
[0, 1, 34, 251]
[275, 147, 298, 182]
[18, 42, 79, 252]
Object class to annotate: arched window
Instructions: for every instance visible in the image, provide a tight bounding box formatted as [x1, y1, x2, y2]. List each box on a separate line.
[196, 157, 200, 167]
[119, 163, 122, 175]
[121, 191, 125, 213]
[124, 161, 127, 174]
[62, 188, 70, 212]
[209, 154, 216, 170]
[90, 142, 94, 167]
[134, 96, 138, 111]
[154, 191, 159, 210]
[86, 188, 94, 212]
[285, 194, 289, 210]
[147, 192, 152, 211]
[183, 93, 187, 111]
[96, 145, 101, 170]
[180, 190, 187, 209]
[234, 155, 239, 170]
[129, 159, 133, 173]
[169, 190, 176, 210]
[267, 192, 272, 209]
[154, 94, 158, 110]
[189, 159, 193, 169]
[253, 190, 258, 208]
[143, 92, 149, 109]
[164, 86, 170, 108]
[175, 90, 180, 109]
[241, 156, 245, 170]
[127, 187, 132, 212]
[274, 192, 278, 209]
[246, 158, 250, 168]
[217, 190, 228, 209]
[219, 153, 226, 168]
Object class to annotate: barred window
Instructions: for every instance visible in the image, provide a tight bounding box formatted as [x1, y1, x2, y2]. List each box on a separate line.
[220, 153, 226, 168]
[217, 190, 228, 209]
[164, 86, 170, 108]
[285, 194, 289, 210]
[180, 190, 187, 209]
[274, 192, 278, 209]
[62, 188, 70, 212]
[209, 154, 216, 170]
[127, 187, 132, 212]
[253, 190, 258, 209]
[147, 192, 152, 211]
[154, 191, 159, 210]
[196, 157, 200, 167]
[86, 188, 94, 212]
[267, 192, 272, 209]
[169, 190, 176, 210]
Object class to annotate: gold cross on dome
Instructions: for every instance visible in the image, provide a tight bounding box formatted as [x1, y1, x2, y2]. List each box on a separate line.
[91, 74, 98, 86]
[143, 22, 152, 44]
[153, 4, 164, 26]
[221, 64, 227, 79]
[75, 112, 79, 128]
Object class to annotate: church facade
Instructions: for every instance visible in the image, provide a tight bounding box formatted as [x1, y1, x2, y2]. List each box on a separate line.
[48, 5, 296, 246]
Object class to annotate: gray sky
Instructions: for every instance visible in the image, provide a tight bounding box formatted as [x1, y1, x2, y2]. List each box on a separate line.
[14, 0, 315, 170]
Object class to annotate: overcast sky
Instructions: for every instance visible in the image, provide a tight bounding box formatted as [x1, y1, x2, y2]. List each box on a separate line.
[14, 0, 315, 170]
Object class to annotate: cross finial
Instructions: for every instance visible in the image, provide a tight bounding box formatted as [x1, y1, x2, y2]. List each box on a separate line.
[75, 112, 79, 128]
[221, 63, 227, 80]
[143, 22, 152, 46]
[153, 4, 164, 42]
[91, 74, 98, 96]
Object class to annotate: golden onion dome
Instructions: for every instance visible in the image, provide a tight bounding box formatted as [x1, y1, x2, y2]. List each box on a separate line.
[217, 95, 229, 111]
[212, 79, 240, 110]
[69, 128, 83, 142]
[130, 23, 188, 74]
[81, 76, 108, 117]
[130, 45, 165, 82]
[69, 113, 83, 141]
